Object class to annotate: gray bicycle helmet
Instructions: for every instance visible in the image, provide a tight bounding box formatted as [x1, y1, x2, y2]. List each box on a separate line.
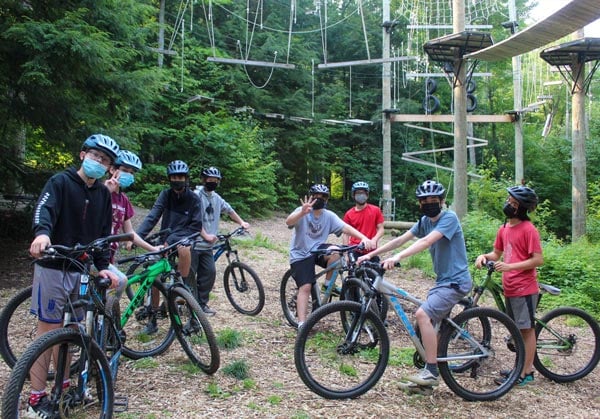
[201, 166, 222, 179]
[166, 160, 189, 176]
[82, 134, 120, 161]
[351, 181, 370, 195]
[507, 186, 538, 211]
[115, 150, 142, 171]
[309, 184, 330, 197]
[415, 180, 445, 198]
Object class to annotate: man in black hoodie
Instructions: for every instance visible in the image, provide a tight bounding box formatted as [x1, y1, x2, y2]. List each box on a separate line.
[27, 134, 121, 416]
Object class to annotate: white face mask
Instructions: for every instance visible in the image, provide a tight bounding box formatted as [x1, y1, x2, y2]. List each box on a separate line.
[354, 193, 368, 204]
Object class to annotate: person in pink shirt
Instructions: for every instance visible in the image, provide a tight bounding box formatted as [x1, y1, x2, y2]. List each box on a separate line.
[475, 186, 544, 387]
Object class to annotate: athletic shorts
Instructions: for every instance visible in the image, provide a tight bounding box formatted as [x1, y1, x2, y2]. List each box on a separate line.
[505, 294, 538, 329]
[290, 244, 335, 287]
[420, 281, 471, 324]
[31, 264, 82, 323]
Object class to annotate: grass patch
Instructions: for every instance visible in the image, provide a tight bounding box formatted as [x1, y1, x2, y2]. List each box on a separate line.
[205, 382, 231, 399]
[267, 395, 282, 405]
[131, 357, 159, 370]
[222, 359, 250, 379]
[217, 327, 243, 349]
[177, 362, 203, 375]
[389, 347, 415, 367]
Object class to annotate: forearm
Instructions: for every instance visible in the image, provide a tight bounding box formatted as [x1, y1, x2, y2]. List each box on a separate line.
[285, 210, 304, 226]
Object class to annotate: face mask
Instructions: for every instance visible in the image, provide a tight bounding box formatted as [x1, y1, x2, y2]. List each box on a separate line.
[204, 181, 218, 192]
[119, 172, 135, 188]
[503, 202, 518, 218]
[420, 202, 442, 218]
[312, 198, 327, 210]
[354, 193, 368, 205]
[82, 158, 107, 179]
[170, 180, 186, 192]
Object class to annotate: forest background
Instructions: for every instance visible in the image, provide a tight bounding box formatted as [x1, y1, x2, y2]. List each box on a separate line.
[0, 0, 599, 317]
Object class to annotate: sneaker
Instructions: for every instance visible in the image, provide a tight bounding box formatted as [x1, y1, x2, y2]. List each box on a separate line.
[142, 319, 158, 335]
[404, 368, 439, 387]
[27, 395, 54, 418]
[499, 369, 512, 378]
[201, 305, 216, 316]
[494, 372, 534, 386]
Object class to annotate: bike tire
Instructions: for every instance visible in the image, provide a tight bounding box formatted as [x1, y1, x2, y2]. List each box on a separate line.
[438, 306, 525, 402]
[1, 328, 114, 419]
[533, 306, 600, 383]
[340, 277, 389, 322]
[0, 285, 36, 369]
[168, 285, 220, 374]
[121, 279, 176, 360]
[223, 261, 265, 316]
[294, 300, 389, 399]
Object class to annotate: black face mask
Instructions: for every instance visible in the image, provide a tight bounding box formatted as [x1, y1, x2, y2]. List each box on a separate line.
[420, 202, 442, 218]
[503, 202, 518, 218]
[204, 181, 218, 192]
[312, 198, 327, 210]
[170, 180, 186, 192]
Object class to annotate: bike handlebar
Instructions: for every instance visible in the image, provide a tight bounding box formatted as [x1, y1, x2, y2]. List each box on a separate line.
[216, 226, 248, 242]
[116, 231, 202, 265]
[310, 243, 364, 256]
[43, 233, 134, 258]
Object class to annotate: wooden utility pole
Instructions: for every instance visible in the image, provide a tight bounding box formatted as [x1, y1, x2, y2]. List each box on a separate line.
[508, 0, 524, 184]
[382, 0, 393, 220]
[453, 0, 468, 219]
[572, 30, 586, 240]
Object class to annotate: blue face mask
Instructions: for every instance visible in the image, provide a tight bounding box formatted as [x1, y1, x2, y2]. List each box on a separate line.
[119, 172, 135, 188]
[82, 158, 107, 179]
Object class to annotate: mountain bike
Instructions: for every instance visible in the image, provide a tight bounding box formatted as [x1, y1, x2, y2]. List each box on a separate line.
[2, 233, 133, 418]
[294, 261, 526, 402]
[115, 233, 220, 373]
[212, 227, 264, 316]
[0, 229, 167, 369]
[467, 261, 600, 383]
[280, 244, 387, 328]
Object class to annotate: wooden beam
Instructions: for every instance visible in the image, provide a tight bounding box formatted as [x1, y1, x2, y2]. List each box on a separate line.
[317, 56, 417, 69]
[390, 114, 514, 123]
[207, 57, 295, 69]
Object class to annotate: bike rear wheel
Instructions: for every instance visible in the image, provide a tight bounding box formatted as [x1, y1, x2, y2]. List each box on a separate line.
[223, 261, 265, 316]
[0, 285, 36, 369]
[295, 301, 389, 399]
[1, 328, 114, 419]
[168, 285, 220, 374]
[280, 269, 314, 328]
[438, 306, 525, 402]
[121, 279, 175, 359]
[534, 306, 600, 383]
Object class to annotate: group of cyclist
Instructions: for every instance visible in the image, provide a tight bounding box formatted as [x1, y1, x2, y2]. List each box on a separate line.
[24, 132, 542, 413]
[286, 178, 542, 394]
[25, 134, 248, 416]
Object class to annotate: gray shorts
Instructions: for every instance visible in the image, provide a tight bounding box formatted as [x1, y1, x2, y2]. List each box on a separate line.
[421, 281, 471, 324]
[506, 294, 537, 329]
[31, 264, 82, 323]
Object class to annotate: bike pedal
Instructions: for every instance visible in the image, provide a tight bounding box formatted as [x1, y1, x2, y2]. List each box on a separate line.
[114, 394, 129, 412]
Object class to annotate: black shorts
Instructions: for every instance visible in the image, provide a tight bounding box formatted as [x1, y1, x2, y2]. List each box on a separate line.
[290, 244, 334, 287]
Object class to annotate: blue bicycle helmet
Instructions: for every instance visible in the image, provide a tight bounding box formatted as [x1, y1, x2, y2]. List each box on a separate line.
[82, 134, 120, 162]
[166, 160, 189, 176]
[351, 181, 370, 195]
[415, 180, 446, 198]
[309, 184, 330, 197]
[115, 150, 142, 171]
[201, 166, 222, 179]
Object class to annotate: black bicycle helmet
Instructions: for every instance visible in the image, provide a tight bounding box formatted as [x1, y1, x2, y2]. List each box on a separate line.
[166, 160, 189, 176]
[507, 186, 538, 211]
[201, 166, 222, 179]
[415, 180, 445, 198]
[115, 150, 142, 171]
[82, 134, 120, 162]
[351, 181, 370, 195]
[309, 184, 330, 197]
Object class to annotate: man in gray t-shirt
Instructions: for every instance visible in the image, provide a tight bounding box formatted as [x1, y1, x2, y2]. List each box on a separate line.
[286, 184, 375, 328]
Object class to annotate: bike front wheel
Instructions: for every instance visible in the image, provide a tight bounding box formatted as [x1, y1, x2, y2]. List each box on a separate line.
[295, 301, 389, 399]
[223, 261, 265, 316]
[121, 279, 176, 360]
[534, 306, 600, 383]
[1, 328, 114, 419]
[0, 285, 36, 369]
[168, 285, 220, 374]
[438, 306, 525, 402]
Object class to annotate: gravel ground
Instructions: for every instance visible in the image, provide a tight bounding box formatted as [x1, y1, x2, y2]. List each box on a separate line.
[1, 210, 599, 418]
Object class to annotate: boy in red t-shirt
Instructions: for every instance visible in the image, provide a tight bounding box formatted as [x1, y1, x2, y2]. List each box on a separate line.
[475, 185, 543, 386]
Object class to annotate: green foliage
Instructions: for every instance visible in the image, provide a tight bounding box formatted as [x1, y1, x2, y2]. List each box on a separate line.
[216, 328, 243, 349]
[222, 359, 250, 380]
[461, 210, 502, 263]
